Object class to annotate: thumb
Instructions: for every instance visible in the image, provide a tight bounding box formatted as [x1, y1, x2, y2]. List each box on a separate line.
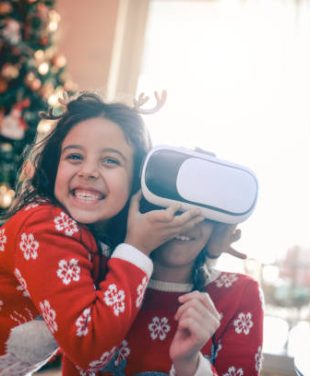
[128, 190, 142, 213]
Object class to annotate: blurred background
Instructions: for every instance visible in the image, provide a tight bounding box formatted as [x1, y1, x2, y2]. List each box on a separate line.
[1, 1, 309, 375]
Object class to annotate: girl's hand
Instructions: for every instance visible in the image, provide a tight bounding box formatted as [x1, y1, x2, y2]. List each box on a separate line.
[169, 291, 221, 376]
[206, 223, 246, 259]
[125, 191, 204, 256]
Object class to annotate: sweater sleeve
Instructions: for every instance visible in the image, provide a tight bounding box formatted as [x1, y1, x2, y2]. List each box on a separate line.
[13, 205, 153, 371]
[211, 276, 264, 375]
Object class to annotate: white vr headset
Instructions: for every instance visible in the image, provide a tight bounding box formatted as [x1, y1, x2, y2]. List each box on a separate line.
[140, 145, 258, 224]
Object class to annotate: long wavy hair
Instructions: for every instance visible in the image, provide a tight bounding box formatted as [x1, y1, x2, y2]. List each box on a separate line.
[3, 92, 152, 247]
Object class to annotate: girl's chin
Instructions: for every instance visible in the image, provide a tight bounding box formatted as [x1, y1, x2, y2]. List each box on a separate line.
[67, 207, 106, 224]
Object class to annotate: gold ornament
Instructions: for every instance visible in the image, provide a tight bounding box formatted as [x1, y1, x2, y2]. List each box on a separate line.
[0, 184, 15, 209]
[0, 143, 13, 153]
[34, 49, 45, 63]
[31, 78, 42, 91]
[0, 2, 12, 15]
[25, 72, 35, 85]
[25, 72, 41, 90]
[53, 54, 66, 68]
[38, 62, 49, 75]
[1, 63, 19, 79]
[48, 10, 60, 33]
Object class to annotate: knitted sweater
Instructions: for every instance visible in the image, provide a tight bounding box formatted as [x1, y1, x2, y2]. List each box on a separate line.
[96, 271, 264, 375]
[0, 203, 153, 375]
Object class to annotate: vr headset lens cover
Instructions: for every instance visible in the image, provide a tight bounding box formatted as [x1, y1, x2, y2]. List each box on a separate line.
[140, 146, 258, 224]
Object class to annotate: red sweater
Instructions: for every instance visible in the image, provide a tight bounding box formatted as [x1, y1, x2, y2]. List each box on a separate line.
[62, 272, 264, 375]
[0, 203, 153, 375]
[96, 271, 264, 375]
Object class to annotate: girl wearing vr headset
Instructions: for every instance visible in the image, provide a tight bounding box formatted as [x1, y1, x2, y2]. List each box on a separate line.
[0, 92, 204, 375]
[103, 221, 263, 376]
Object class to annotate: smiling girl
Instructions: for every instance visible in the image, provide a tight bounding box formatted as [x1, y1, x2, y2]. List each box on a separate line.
[0, 92, 203, 375]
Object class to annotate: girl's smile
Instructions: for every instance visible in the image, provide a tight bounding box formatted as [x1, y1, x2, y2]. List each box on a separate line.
[151, 221, 214, 282]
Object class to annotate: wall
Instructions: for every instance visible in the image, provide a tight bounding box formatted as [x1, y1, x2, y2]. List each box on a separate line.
[56, 0, 119, 92]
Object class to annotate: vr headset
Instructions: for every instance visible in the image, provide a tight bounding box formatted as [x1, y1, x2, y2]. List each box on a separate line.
[140, 145, 258, 224]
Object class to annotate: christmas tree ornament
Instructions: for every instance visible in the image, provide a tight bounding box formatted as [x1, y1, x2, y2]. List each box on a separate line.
[48, 10, 60, 32]
[2, 19, 21, 45]
[34, 49, 45, 63]
[0, 142, 13, 157]
[53, 54, 66, 68]
[31, 78, 42, 91]
[38, 62, 49, 75]
[0, 183, 15, 209]
[1, 63, 19, 80]
[0, 2, 12, 15]
[0, 99, 30, 140]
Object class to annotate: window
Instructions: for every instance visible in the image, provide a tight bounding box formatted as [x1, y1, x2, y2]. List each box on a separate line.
[136, 0, 310, 266]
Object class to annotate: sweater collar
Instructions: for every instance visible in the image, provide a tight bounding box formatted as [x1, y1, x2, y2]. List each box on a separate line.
[148, 269, 221, 292]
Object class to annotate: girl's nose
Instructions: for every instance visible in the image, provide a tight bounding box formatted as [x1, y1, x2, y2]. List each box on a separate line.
[77, 165, 99, 180]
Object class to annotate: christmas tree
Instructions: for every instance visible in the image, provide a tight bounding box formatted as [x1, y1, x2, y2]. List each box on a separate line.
[0, 0, 76, 212]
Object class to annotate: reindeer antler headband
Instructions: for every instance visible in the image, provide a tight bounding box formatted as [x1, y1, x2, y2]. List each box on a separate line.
[39, 90, 167, 120]
[133, 90, 167, 114]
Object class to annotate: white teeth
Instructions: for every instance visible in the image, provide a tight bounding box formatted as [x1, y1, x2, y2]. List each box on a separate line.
[174, 235, 191, 241]
[74, 190, 101, 201]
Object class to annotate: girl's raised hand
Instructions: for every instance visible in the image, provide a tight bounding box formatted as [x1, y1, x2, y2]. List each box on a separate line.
[169, 291, 221, 376]
[206, 223, 246, 259]
[125, 191, 204, 256]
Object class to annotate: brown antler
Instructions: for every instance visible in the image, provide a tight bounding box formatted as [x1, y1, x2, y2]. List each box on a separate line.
[134, 90, 167, 114]
[39, 91, 69, 120]
[58, 91, 70, 107]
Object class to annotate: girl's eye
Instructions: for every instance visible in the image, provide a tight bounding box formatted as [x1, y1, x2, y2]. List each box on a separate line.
[66, 153, 82, 161]
[102, 157, 120, 166]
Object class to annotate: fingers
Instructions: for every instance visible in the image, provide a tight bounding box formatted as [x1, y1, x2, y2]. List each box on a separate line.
[226, 246, 247, 260]
[128, 190, 142, 213]
[164, 206, 205, 232]
[173, 291, 221, 350]
[126, 200, 205, 255]
[171, 209, 204, 227]
[164, 203, 182, 220]
[231, 228, 241, 243]
[176, 291, 221, 322]
[146, 206, 204, 235]
[150, 205, 201, 224]
[206, 223, 245, 259]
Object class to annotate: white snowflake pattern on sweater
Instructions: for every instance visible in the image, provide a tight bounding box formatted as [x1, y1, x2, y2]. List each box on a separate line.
[148, 316, 170, 341]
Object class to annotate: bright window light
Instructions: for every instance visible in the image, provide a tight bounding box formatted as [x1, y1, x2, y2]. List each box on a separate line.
[137, 0, 310, 264]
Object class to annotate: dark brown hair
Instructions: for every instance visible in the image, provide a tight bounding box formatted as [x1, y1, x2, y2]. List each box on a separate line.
[191, 246, 210, 291]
